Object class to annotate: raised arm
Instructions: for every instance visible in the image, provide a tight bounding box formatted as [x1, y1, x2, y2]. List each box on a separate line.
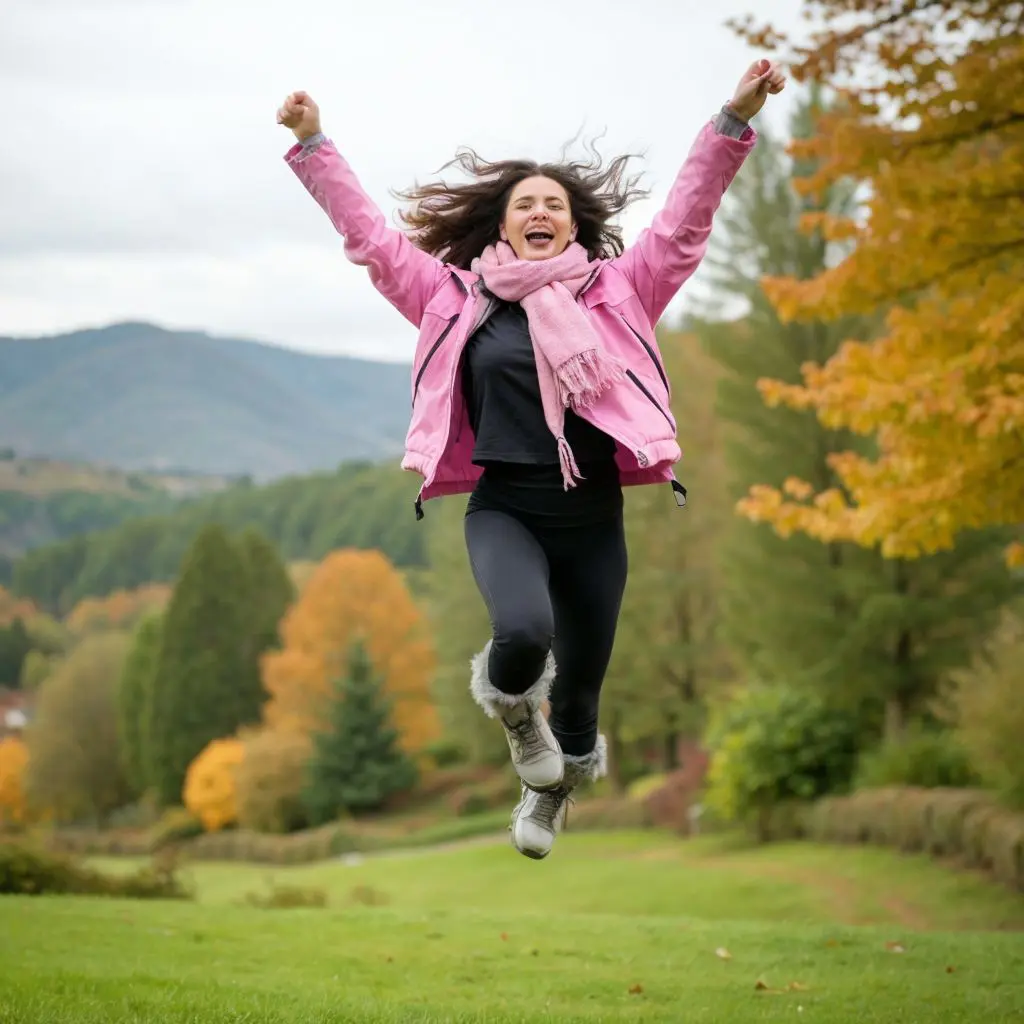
[612, 60, 785, 326]
[278, 91, 445, 328]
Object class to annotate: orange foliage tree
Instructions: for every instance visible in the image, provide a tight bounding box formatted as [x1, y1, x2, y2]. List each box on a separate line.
[182, 737, 245, 831]
[262, 548, 439, 754]
[0, 586, 37, 627]
[0, 735, 29, 826]
[729, 3, 1024, 566]
[66, 584, 173, 636]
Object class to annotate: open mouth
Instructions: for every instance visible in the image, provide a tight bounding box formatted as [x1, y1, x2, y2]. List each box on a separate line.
[525, 231, 554, 246]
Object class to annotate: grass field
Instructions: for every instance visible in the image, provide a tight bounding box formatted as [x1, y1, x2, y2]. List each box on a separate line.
[3, 831, 1023, 1022]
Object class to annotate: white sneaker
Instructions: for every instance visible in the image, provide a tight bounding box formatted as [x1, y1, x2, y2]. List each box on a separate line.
[509, 735, 608, 861]
[498, 703, 564, 792]
[510, 784, 570, 860]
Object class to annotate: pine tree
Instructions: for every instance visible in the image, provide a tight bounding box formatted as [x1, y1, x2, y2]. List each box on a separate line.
[302, 639, 417, 824]
[696, 90, 1019, 740]
[117, 611, 162, 795]
[147, 524, 254, 806]
[236, 526, 294, 701]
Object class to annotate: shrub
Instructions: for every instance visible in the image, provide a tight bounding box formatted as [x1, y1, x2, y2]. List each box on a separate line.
[148, 806, 204, 850]
[424, 738, 469, 768]
[855, 726, 981, 791]
[235, 729, 311, 834]
[183, 737, 245, 831]
[242, 882, 328, 909]
[0, 736, 29, 828]
[796, 786, 1024, 891]
[948, 607, 1024, 809]
[703, 684, 859, 840]
[448, 770, 519, 817]
[642, 743, 710, 833]
[567, 797, 652, 831]
[0, 841, 190, 899]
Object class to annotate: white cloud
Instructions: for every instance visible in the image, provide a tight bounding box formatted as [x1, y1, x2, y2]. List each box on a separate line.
[1, 0, 805, 359]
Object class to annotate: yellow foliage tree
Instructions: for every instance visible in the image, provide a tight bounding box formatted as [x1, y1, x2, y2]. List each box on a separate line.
[66, 584, 173, 636]
[182, 737, 245, 831]
[262, 548, 439, 753]
[0, 735, 28, 826]
[730, 3, 1024, 566]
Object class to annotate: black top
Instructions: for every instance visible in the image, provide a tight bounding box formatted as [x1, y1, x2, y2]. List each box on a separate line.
[461, 300, 617, 467]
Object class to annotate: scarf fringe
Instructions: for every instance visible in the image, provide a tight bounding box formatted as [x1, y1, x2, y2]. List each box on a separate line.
[556, 349, 626, 411]
[557, 436, 583, 490]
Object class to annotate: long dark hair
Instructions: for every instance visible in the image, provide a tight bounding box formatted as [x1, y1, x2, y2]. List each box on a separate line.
[393, 137, 649, 269]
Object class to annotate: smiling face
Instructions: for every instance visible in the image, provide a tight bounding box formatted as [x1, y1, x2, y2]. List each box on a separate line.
[500, 175, 577, 260]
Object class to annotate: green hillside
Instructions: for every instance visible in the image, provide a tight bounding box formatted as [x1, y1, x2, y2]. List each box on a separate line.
[0, 321, 413, 480]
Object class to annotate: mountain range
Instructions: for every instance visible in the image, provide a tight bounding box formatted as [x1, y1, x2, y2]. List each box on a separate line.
[0, 322, 414, 480]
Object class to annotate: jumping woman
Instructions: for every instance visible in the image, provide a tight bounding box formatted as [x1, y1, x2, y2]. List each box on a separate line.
[277, 59, 785, 859]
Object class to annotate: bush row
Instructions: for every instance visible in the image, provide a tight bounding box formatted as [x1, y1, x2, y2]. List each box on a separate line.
[769, 786, 1024, 892]
[0, 841, 190, 899]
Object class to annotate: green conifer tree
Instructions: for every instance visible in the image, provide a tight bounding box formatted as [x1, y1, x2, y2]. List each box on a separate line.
[117, 612, 162, 794]
[147, 524, 253, 805]
[303, 639, 417, 823]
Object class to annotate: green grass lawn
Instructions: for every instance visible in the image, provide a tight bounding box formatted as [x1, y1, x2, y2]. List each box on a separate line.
[3, 831, 1023, 1023]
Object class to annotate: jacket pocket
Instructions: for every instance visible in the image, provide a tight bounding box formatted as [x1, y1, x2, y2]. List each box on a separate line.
[626, 370, 674, 430]
[412, 314, 459, 407]
[621, 316, 669, 395]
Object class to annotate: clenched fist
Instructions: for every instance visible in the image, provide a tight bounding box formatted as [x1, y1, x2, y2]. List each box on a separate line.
[728, 60, 786, 122]
[276, 91, 321, 142]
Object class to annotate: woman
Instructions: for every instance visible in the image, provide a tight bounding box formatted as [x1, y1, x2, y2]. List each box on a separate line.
[277, 59, 784, 859]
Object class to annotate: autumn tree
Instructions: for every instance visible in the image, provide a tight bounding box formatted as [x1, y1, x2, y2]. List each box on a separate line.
[183, 737, 245, 831]
[303, 639, 417, 823]
[24, 632, 134, 824]
[66, 584, 172, 637]
[696, 90, 1018, 739]
[148, 525, 254, 806]
[729, 3, 1024, 566]
[235, 727, 311, 834]
[262, 548, 439, 755]
[117, 613, 163, 794]
[0, 735, 28, 827]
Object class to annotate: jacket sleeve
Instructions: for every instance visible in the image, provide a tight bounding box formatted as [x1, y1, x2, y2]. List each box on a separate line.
[611, 109, 756, 326]
[285, 135, 445, 328]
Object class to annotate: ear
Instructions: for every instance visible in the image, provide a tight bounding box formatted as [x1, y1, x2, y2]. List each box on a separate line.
[499, 222, 508, 242]
[569, 221, 578, 242]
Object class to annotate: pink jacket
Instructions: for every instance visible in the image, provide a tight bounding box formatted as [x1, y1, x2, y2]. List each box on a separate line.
[285, 118, 756, 516]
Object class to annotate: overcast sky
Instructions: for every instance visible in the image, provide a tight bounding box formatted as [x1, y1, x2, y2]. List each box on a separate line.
[2, 0, 806, 363]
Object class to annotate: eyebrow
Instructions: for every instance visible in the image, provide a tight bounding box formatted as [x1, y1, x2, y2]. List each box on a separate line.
[513, 193, 566, 203]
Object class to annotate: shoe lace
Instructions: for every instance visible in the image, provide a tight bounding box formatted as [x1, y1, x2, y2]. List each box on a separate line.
[506, 714, 551, 762]
[532, 786, 574, 831]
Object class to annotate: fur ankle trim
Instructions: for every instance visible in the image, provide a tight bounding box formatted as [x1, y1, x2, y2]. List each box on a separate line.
[469, 639, 555, 719]
[563, 733, 608, 786]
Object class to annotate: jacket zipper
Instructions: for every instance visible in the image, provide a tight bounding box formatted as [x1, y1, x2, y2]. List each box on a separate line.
[626, 370, 674, 429]
[622, 318, 670, 395]
[411, 272, 469, 407]
[412, 316, 458, 407]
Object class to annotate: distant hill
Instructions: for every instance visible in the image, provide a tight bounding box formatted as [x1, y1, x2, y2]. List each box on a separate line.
[0, 322, 413, 480]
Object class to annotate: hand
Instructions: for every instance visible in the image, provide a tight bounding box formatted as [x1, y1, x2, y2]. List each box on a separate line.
[728, 59, 786, 122]
[276, 91, 321, 142]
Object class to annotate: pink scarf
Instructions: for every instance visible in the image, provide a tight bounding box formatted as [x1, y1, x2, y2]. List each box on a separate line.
[470, 241, 625, 489]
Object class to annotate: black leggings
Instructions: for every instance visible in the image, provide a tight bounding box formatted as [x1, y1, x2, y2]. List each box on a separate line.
[464, 464, 628, 757]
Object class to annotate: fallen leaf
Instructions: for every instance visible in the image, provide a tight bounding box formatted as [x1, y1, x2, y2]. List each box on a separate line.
[628, 983, 644, 995]
[885, 941, 906, 953]
[500, 932, 508, 942]
[530, 949, 539, 957]
[824, 938, 839, 948]
[754, 980, 769, 991]
[385, 956, 393, 963]
[715, 947, 732, 960]
[946, 966, 956, 974]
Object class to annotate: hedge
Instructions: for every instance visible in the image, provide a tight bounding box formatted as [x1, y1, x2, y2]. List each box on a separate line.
[772, 786, 1024, 892]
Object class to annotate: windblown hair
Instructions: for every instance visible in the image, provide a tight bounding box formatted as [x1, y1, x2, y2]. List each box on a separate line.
[393, 137, 649, 269]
